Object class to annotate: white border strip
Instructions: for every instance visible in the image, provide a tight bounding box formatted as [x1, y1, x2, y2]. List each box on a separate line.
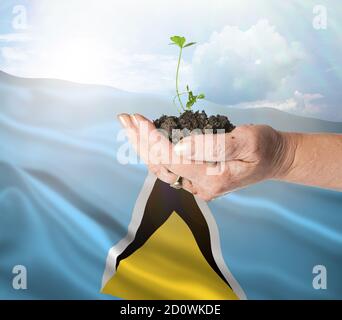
[101, 173, 157, 289]
[195, 197, 247, 300]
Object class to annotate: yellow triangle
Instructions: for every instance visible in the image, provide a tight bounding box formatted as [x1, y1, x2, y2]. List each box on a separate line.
[102, 212, 238, 300]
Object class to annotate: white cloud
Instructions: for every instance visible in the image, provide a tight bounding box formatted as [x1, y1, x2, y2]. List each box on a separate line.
[1, 47, 28, 61]
[293, 90, 324, 114]
[105, 53, 192, 93]
[1, 42, 191, 93]
[0, 33, 31, 42]
[0, 2, 338, 121]
[234, 90, 325, 117]
[192, 20, 305, 104]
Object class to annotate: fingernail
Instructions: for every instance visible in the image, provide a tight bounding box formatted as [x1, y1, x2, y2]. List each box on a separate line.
[117, 114, 129, 127]
[131, 114, 139, 127]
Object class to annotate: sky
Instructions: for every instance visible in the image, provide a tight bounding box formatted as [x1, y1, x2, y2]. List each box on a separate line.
[0, 0, 342, 121]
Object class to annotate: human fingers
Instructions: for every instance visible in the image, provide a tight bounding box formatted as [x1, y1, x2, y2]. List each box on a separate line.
[132, 114, 209, 180]
[117, 113, 139, 150]
[173, 132, 241, 162]
[148, 164, 197, 195]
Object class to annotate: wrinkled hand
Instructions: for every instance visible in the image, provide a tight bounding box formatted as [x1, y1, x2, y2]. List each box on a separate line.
[118, 113, 294, 201]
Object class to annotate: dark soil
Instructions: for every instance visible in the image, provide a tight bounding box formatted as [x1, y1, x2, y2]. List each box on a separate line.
[153, 110, 235, 143]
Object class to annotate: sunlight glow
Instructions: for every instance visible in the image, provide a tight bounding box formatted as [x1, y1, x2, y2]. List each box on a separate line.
[41, 37, 109, 85]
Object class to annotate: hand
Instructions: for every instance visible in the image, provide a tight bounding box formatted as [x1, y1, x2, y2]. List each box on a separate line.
[118, 113, 295, 201]
[117, 113, 212, 197]
[174, 124, 296, 200]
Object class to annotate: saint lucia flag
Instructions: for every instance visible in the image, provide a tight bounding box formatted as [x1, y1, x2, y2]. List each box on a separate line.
[101, 175, 245, 300]
[1, 71, 342, 300]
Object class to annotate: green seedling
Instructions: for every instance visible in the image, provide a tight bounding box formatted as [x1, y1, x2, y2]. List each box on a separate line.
[169, 35, 205, 112]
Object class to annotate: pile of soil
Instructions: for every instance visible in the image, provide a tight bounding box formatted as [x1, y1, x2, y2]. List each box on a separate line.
[153, 110, 235, 143]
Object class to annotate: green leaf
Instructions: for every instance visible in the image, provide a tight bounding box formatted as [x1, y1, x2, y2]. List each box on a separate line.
[170, 36, 186, 48]
[183, 42, 196, 48]
[169, 35, 202, 112]
[186, 100, 194, 109]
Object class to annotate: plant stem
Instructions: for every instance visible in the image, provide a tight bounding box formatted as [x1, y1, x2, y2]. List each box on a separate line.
[173, 92, 187, 113]
[176, 47, 185, 111]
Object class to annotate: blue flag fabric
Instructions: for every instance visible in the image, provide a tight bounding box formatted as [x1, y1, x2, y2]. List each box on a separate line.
[0, 72, 341, 299]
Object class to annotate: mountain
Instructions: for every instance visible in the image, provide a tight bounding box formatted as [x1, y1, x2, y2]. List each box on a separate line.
[1, 70, 342, 133]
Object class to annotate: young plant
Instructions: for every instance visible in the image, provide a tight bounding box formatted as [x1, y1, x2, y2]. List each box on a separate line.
[170, 35, 205, 113]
